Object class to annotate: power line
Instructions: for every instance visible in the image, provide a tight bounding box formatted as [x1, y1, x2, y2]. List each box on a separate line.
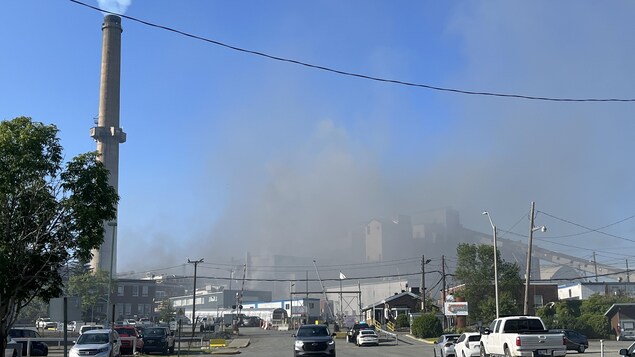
[69, 0, 635, 103]
[538, 210, 635, 244]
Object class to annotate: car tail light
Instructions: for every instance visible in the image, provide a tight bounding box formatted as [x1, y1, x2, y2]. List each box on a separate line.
[563, 336, 567, 345]
[516, 337, 521, 346]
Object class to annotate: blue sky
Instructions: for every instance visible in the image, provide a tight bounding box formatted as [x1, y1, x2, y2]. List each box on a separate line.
[2, 1, 635, 275]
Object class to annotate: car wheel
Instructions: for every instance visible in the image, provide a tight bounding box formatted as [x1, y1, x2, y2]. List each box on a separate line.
[578, 346, 585, 353]
[480, 344, 489, 357]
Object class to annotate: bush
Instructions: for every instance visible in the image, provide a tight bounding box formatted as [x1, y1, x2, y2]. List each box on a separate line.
[411, 313, 443, 338]
[396, 314, 409, 328]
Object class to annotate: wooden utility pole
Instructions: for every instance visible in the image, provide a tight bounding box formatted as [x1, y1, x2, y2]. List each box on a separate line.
[593, 252, 598, 282]
[187, 258, 204, 345]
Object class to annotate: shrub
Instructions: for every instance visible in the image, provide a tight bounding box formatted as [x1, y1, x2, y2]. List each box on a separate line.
[411, 313, 443, 338]
[396, 314, 409, 328]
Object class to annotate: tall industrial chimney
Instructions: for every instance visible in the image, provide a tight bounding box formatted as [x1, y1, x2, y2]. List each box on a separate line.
[90, 14, 126, 274]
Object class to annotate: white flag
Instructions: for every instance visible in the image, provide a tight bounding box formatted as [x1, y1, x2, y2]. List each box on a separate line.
[339, 271, 346, 280]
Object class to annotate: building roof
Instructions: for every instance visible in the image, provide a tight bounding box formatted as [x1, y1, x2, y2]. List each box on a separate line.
[604, 303, 635, 317]
[363, 291, 420, 310]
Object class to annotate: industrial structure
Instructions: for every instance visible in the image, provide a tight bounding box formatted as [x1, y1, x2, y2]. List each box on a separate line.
[89, 14, 127, 274]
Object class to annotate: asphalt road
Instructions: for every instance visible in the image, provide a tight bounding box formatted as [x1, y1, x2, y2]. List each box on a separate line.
[45, 327, 635, 357]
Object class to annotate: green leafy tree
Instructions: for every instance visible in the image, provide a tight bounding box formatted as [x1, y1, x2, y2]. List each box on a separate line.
[411, 313, 442, 338]
[67, 270, 111, 322]
[0, 117, 118, 356]
[454, 243, 522, 324]
[158, 301, 176, 323]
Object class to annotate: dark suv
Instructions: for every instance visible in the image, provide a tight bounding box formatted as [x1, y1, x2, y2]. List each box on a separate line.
[346, 322, 372, 343]
[293, 324, 336, 357]
[8, 328, 48, 356]
[142, 327, 174, 355]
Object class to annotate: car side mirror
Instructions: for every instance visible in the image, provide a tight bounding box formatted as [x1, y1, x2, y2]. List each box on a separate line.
[481, 328, 490, 335]
[619, 349, 628, 356]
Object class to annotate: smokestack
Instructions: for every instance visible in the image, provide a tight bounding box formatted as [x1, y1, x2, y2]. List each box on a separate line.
[90, 14, 127, 274]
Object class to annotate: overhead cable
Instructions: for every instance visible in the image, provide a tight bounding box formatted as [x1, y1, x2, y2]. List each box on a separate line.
[69, 0, 635, 103]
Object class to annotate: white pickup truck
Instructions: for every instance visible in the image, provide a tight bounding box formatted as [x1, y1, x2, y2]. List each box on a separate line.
[480, 316, 567, 357]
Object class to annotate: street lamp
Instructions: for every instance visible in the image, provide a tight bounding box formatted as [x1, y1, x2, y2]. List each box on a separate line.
[106, 221, 117, 326]
[482, 211, 499, 318]
[523, 202, 546, 315]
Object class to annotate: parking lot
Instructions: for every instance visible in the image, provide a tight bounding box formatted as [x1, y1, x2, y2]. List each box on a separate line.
[36, 327, 635, 357]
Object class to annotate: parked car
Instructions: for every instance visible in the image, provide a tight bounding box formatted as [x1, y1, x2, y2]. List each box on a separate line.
[549, 329, 588, 353]
[620, 342, 635, 357]
[6, 336, 21, 357]
[66, 321, 77, 332]
[142, 327, 174, 355]
[114, 325, 144, 354]
[454, 332, 481, 357]
[137, 318, 152, 327]
[347, 322, 373, 343]
[292, 324, 336, 357]
[8, 328, 48, 356]
[355, 329, 379, 346]
[434, 333, 461, 357]
[69, 329, 121, 357]
[79, 324, 104, 335]
[35, 318, 57, 330]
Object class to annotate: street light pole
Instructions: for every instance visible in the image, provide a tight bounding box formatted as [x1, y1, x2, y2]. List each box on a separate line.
[524, 202, 546, 315]
[106, 221, 117, 325]
[482, 212, 499, 318]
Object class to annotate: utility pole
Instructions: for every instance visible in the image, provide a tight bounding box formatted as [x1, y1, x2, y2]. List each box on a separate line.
[187, 258, 204, 341]
[441, 255, 446, 329]
[523, 202, 536, 315]
[593, 252, 598, 282]
[627, 259, 631, 283]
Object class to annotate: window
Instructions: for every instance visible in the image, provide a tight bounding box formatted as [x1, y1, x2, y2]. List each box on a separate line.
[132, 286, 139, 297]
[125, 303, 132, 316]
[309, 303, 314, 309]
[533, 295, 543, 308]
[285, 303, 290, 309]
[145, 304, 152, 315]
[118, 286, 124, 296]
[142, 286, 148, 297]
[196, 297, 204, 305]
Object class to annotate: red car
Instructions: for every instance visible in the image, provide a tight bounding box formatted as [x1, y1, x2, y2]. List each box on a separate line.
[114, 326, 144, 354]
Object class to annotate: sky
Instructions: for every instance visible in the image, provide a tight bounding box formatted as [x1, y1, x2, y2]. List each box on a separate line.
[2, 0, 635, 279]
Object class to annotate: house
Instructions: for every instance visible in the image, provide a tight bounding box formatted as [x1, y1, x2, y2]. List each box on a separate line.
[361, 291, 421, 324]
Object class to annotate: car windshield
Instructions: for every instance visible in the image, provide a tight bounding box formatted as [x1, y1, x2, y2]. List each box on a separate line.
[77, 333, 109, 345]
[145, 328, 165, 336]
[360, 330, 376, 336]
[468, 335, 481, 342]
[297, 326, 329, 337]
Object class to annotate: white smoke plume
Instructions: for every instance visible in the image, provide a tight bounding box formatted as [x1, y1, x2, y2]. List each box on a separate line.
[97, 0, 131, 14]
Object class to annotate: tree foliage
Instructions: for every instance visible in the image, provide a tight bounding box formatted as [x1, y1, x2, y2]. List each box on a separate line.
[0, 117, 118, 356]
[537, 294, 635, 338]
[411, 313, 443, 338]
[67, 270, 111, 322]
[454, 243, 523, 324]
